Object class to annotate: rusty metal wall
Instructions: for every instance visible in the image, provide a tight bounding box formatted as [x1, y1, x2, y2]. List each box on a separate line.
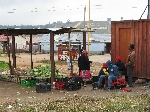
[111, 19, 150, 79]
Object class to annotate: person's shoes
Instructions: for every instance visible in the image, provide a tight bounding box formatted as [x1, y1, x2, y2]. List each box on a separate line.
[107, 88, 111, 91]
[92, 82, 98, 90]
[103, 84, 107, 90]
[126, 84, 133, 87]
[107, 87, 113, 91]
[81, 83, 84, 86]
[98, 86, 103, 89]
[84, 84, 87, 87]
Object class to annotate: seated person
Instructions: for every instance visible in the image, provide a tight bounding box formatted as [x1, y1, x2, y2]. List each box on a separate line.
[97, 63, 108, 88]
[98, 60, 119, 90]
[115, 56, 126, 78]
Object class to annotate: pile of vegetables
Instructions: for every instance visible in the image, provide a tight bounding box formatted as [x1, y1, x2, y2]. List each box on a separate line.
[29, 65, 62, 78]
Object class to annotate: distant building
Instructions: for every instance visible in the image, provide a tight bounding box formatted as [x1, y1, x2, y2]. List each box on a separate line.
[36, 33, 111, 54]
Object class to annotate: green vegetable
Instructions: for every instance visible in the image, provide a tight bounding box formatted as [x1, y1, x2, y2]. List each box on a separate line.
[29, 65, 62, 78]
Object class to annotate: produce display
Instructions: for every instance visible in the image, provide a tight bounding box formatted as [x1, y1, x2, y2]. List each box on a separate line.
[29, 65, 62, 78]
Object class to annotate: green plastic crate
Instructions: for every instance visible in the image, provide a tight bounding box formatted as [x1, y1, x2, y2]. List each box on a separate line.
[25, 79, 31, 87]
[20, 79, 36, 87]
[20, 80, 26, 86]
[30, 80, 36, 86]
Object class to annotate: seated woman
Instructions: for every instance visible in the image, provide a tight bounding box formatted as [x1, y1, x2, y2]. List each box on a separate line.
[115, 56, 126, 78]
[97, 63, 108, 88]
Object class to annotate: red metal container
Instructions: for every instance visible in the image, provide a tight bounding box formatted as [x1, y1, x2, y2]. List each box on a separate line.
[111, 19, 150, 79]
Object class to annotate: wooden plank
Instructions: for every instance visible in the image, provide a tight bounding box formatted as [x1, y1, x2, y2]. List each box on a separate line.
[134, 21, 139, 77]
[136, 21, 142, 77]
[142, 21, 147, 78]
[146, 21, 150, 78]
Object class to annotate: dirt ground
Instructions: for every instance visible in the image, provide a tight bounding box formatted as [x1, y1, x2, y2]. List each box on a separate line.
[0, 53, 149, 102]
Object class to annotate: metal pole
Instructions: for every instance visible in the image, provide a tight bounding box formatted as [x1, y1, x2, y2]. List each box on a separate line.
[83, 31, 86, 50]
[84, 6, 86, 28]
[88, 0, 91, 57]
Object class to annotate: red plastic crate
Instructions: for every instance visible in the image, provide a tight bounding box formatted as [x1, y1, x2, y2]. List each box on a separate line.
[105, 78, 126, 87]
[117, 78, 126, 86]
[55, 82, 65, 90]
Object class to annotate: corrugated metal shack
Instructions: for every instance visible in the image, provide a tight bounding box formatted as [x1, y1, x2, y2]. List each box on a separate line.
[111, 19, 150, 79]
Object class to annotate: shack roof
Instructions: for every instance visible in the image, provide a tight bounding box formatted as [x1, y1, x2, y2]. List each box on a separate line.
[0, 28, 94, 36]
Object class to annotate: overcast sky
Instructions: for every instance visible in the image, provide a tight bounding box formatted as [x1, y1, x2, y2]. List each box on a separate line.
[0, 0, 148, 25]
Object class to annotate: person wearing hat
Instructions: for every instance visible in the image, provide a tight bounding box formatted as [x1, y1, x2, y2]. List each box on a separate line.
[98, 63, 108, 80]
[97, 62, 109, 89]
[78, 47, 85, 74]
[115, 56, 126, 78]
[80, 50, 92, 70]
[125, 44, 136, 87]
[79, 50, 92, 86]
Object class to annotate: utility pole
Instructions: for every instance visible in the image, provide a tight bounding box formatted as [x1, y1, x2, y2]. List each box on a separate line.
[84, 6, 86, 28]
[88, 0, 91, 57]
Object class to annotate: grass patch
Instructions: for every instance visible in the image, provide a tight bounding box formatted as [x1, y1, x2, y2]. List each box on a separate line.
[0, 53, 8, 57]
[0, 94, 150, 111]
[0, 61, 9, 72]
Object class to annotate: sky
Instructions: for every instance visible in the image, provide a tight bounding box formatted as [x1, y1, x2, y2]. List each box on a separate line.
[0, 0, 148, 25]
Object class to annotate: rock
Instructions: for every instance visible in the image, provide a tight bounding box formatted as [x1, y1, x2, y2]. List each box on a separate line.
[135, 79, 146, 84]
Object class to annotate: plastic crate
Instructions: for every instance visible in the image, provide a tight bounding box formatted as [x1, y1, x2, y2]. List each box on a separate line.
[55, 82, 66, 90]
[20, 80, 26, 86]
[30, 80, 36, 86]
[20, 79, 36, 87]
[36, 83, 51, 93]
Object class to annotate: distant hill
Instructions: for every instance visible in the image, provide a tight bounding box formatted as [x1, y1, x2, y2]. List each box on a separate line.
[0, 20, 111, 34]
